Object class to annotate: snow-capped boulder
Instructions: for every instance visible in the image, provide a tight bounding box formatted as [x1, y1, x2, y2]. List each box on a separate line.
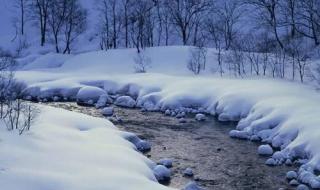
[76, 86, 106, 104]
[157, 158, 173, 168]
[183, 181, 203, 190]
[183, 168, 194, 177]
[153, 165, 171, 182]
[176, 112, 186, 118]
[229, 130, 250, 139]
[289, 179, 299, 186]
[95, 94, 113, 108]
[179, 118, 187, 123]
[53, 96, 61, 102]
[297, 184, 309, 190]
[195, 113, 206, 121]
[286, 171, 298, 180]
[164, 109, 171, 116]
[101, 107, 114, 116]
[265, 158, 277, 166]
[285, 159, 293, 166]
[114, 96, 136, 108]
[136, 140, 151, 153]
[258, 144, 273, 156]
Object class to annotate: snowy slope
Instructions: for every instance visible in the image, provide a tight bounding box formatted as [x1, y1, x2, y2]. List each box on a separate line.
[0, 105, 172, 190]
[14, 46, 320, 188]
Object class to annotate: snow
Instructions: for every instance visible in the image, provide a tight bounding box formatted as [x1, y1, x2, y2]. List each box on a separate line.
[195, 113, 206, 121]
[258, 144, 274, 156]
[114, 96, 136, 108]
[182, 182, 203, 190]
[101, 107, 114, 116]
[76, 86, 106, 104]
[157, 158, 173, 168]
[153, 165, 171, 182]
[183, 168, 194, 177]
[12, 46, 320, 188]
[286, 171, 298, 180]
[297, 184, 309, 190]
[0, 105, 172, 190]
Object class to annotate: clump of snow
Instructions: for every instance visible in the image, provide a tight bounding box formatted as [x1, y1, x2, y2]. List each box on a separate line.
[95, 94, 113, 108]
[179, 118, 187, 123]
[265, 158, 277, 166]
[195, 113, 206, 121]
[183, 181, 203, 190]
[114, 95, 136, 108]
[157, 158, 173, 168]
[258, 144, 274, 156]
[101, 107, 114, 116]
[153, 165, 171, 182]
[183, 168, 194, 177]
[136, 140, 151, 153]
[297, 184, 309, 190]
[286, 171, 298, 180]
[76, 86, 106, 104]
[289, 179, 299, 186]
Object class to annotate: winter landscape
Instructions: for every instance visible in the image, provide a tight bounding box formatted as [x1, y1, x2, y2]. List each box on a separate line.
[1, 0, 320, 189]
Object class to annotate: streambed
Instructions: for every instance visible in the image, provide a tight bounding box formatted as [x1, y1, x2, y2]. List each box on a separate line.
[44, 102, 294, 190]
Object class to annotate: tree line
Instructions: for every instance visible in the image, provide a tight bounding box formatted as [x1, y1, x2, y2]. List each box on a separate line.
[12, 0, 320, 81]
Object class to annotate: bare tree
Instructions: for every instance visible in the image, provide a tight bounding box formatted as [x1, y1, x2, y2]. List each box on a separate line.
[31, 0, 50, 46]
[62, 0, 87, 54]
[165, 0, 209, 45]
[188, 45, 207, 75]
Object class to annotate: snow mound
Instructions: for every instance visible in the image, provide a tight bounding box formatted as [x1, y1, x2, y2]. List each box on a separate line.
[153, 165, 171, 182]
[157, 158, 173, 168]
[114, 96, 136, 108]
[76, 86, 106, 104]
[183, 181, 203, 190]
[101, 107, 114, 116]
[258, 144, 274, 156]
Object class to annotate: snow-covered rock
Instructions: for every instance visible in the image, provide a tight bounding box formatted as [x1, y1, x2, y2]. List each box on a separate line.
[95, 94, 113, 108]
[183, 181, 203, 190]
[114, 96, 136, 108]
[258, 144, 273, 156]
[229, 130, 250, 139]
[164, 109, 171, 116]
[265, 158, 277, 166]
[176, 112, 186, 118]
[183, 168, 194, 177]
[136, 140, 151, 153]
[153, 165, 171, 182]
[101, 107, 114, 116]
[157, 158, 173, 168]
[76, 86, 106, 104]
[297, 184, 309, 190]
[289, 179, 299, 186]
[286, 171, 298, 180]
[179, 118, 187, 123]
[195, 113, 206, 121]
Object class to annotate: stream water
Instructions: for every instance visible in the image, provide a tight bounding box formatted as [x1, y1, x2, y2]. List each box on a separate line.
[44, 102, 294, 190]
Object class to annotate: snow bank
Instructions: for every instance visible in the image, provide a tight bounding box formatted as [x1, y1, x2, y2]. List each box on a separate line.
[14, 46, 320, 187]
[18, 73, 320, 187]
[0, 106, 172, 190]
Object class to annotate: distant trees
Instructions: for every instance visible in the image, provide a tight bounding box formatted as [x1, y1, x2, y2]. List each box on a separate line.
[10, 0, 320, 80]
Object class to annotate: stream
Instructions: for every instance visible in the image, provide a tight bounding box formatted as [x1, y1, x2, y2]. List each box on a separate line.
[44, 102, 294, 190]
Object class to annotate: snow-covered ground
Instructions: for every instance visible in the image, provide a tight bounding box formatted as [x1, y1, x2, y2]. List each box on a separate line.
[13, 46, 320, 188]
[0, 105, 172, 190]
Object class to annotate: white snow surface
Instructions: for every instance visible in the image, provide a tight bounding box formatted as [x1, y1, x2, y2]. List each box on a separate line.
[13, 46, 320, 187]
[0, 106, 172, 190]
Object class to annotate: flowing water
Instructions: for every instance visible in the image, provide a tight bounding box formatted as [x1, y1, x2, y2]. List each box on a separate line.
[44, 102, 294, 190]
